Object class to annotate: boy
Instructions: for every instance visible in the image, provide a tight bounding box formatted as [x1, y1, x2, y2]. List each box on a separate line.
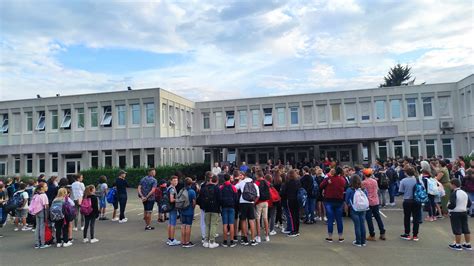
[180, 178, 196, 248]
[220, 173, 238, 247]
[448, 178, 471, 251]
[167, 176, 180, 246]
[71, 174, 85, 231]
[202, 175, 220, 248]
[14, 183, 31, 231]
[138, 168, 157, 230]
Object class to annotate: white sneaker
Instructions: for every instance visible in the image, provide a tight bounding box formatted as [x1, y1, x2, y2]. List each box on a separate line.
[270, 230, 277, 236]
[111, 218, 119, 222]
[22, 226, 32, 231]
[119, 219, 127, 223]
[265, 236, 270, 242]
[214, 233, 219, 238]
[282, 229, 290, 234]
[80, 226, 84, 231]
[123, 218, 128, 222]
[255, 236, 261, 243]
[90, 238, 99, 244]
[63, 242, 73, 247]
[169, 239, 180, 246]
[57, 243, 62, 248]
[13, 228, 19, 232]
[83, 238, 89, 243]
[202, 241, 209, 248]
[73, 227, 78, 231]
[323, 217, 328, 222]
[208, 242, 219, 249]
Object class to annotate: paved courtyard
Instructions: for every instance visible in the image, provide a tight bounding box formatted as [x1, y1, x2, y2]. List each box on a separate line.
[0, 189, 472, 266]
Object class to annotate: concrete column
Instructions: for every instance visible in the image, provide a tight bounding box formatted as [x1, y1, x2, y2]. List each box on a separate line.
[98, 150, 104, 168]
[58, 153, 64, 178]
[140, 148, 146, 167]
[154, 148, 160, 167]
[45, 153, 51, 176]
[274, 146, 279, 163]
[223, 148, 228, 162]
[127, 149, 133, 168]
[357, 143, 364, 164]
[210, 148, 215, 169]
[369, 141, 377, 165]
[7, 154, 13, 176]
[313, 145, 320, 161]
[235, 148, 240, 165]
[32, 153, 38, 177]
[81, 151, 88, 171]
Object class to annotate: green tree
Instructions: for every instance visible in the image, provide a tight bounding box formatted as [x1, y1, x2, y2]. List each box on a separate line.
[380, 64, 415, 87]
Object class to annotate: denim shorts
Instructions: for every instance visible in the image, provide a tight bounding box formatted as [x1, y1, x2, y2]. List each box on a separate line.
[99, 197, 106, 209]
[221, 208, 235, 225]
[16, 208, 28, 219]
[143, 200, 155, 212]
[169, 209, 177, 226]
[181, 215, 193, 226]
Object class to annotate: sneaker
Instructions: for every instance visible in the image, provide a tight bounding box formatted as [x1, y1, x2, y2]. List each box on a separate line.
[366, 236, 376, 241]
[462, 243, 472, 250]
[83, 238, 89, 243]
[229, 240, 237, 248]
[187, 242, 195, 248]
[449, 243, 462, 251]
[338, 238, 345, 243]
[288, 233, 299, 237]
[39, 244, 50, 249]
[202, 241, 209, 248]
[222, 240, 228, 247]
[269, 230, 277, 236]
[323, 217, 328, 222]
[22, 226, 32, 231]
[102, 217, 109, 220]
[63, 242, 73, 248]
[13, 228, 19, 232]
[241, 240, 249, 246]
[352, 241, 362, 247]
[201, 237, 205, 243]
[73, 227, 78, 231]
[412, 236, 419, 242]
[255, 236, 261, 243]
[265, 236, 270, 242]
[214, 233, 219, 238]
[123, 218, 128, 222]
[281, 229, 291, 234]
[145, 226, 155, 230]
[119, 219, 127, 224]
[169, 239, 181, 246]
[57, 243, 62, 248]
[80, 226, 84, 231]
[325, 238, 333, 243]
[400, 234, 411, 240]
[34, 244, 39, 249]
[111, 217, 119, 222]
[250, 240, 258, 246]
[209, 242, 219, 249]
[90, 238, 99, 243]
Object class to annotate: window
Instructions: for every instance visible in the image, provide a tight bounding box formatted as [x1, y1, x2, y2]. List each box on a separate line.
[252, 110, 259, 127]
[263, 108, 273, 126]
[60, 110, 71, 129]
[425, 140, 437, 158]
[133, 154, 140, 168]
[422, 97, 433, 117]
[118, 155, 126, 169]
[345, 103, 356, 122]
[394, 141, 404, 158]
[331, 104, 341, 122]
[147, 153, 155, 168]
[117, 105, 126, 126]
[14, 156, 20, 174]
[317, 105, 327, 123]
[215, 112, 223, 129]
[0, 114, 8, 133]
[169, 106, 175, 126]
[360, 102, 370, 121]
[409, 140, 419, 158]
[77, 108, 84, 129]
[51, 110, 58, 130]
[131, 104, 141, 125]
[390, 100, 401, 119]
[35, 111, 46, 131]
[375, 101, 385, 120]
[226, 111, 235, 128]
[26, 112, 33, 131]
[442, 139, 453, 159]
[145, 103, 155, 124]
[290, 107, 299, 125]
[378, 141, 388, 161]
[438, 97, 450, 117]
[101, 106, 113, 126]
[239, 110, 247, 128]
[162, 104, 166, 125]
[90, 107, 98, 128]
[90, 151, 99, 168]
[277, 108, 285, 126]
[406, 98, 417, 118]
[51, 153, 58, 172]
[176, 107, 180, 128]
[0, 162, 5, 176]
[12, 113, 20, 133]
[202, 112, 210, 129]
[39, 158, 45, 173]
[186, 111, 192, 129]
[104, 151, 112, 168]
[303, 106, 312, 124]
[26, 154, 33, 174]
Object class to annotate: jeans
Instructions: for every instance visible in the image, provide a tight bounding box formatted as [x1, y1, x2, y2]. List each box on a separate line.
[427, 194, 437, 217]
[0, 207, 6, 225]
[304, 198, 316, 222]
[83, 215, 96, 239]
[118, 194, 127, 220]
[204, 212, 220, 242]
[288, 199, 300, 234]
[468, 192, 474, 215]
[35, 210, 45, 246]
[283, 203, 291, 232]
[74, 202, 84, 228]
[378, 189, 387, 206]
[403, 200, 421, 236]
[350, 210, 366, 245]
[268, 206, 276, 232]
[55, 221, 68, 244]
[324, 201, 344, 235]
[365, 205, 386, 237]
[275, 201, 283, 225]
[388, 183, 397, 203]
[200, 209, 206, 239]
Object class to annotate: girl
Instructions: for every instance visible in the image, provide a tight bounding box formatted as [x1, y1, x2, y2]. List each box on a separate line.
[280, 169, 301, 237]
[320, 167, 346, 243]
[52, 188, 73, 247]
[31, 182, 49, 249]
[97, 176, 108, 220]
[83, 185, 99, 243]
[345, 174, 367, 247]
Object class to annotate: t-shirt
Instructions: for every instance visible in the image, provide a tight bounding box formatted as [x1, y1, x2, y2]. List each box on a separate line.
[36, 193, 49, 209]
[115, 178, 128, 196]
[362, 178, 379, 206]
[139, 176, 157, 202]
[97, 183, 108, 198]
[15, 191, 29, 209]
[168, 186, 177, 207]
[399, 176, 423, 200]
[440, 167, 450, 184]
[181, 187, 196, 216]
[212, 167, 222, 176]
[235, 177, 260, 204]
[71, 181, 85, 201]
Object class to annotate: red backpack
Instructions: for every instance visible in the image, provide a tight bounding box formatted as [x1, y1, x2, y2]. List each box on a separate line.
[270, 186, 281, 203]
[80, 198, 93, 216]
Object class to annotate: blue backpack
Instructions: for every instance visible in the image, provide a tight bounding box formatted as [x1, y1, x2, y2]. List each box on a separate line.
[106, 188, 117, 204]
[312, 177, 319, 198]
[297, 187, 308, 208]
[413, 179, 428, 204]
[220, 184, 236, 208]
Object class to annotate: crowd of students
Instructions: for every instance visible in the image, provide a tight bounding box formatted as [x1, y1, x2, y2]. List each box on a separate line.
[0, 156, 472, 252]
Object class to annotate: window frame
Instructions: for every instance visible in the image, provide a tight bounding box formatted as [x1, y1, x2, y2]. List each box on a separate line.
[202, 112, 210, 129]
[0, 114, 8, 133]
[390, 99, 402, 120]
[130, 104, 141, 126]
[100, 106, 113, 127]
[263, 108, 273, 126]
[50, 110, 58, 130]
[90, 107, 98, 128]
[375, 100, 386, 120]
[290, 107, 299, 125]
[422, 97, 433, 118]
[145, 103, 155, 124]
[331, 104, 341, 122]
[406, 98, 417, 118]
[76, 108, 85, 129]
[239, 110, 247, 128]
[226, 111, 235, 128]
[35, 111, 46, 131]
[345, 103, 356, 122]
[60, 110, 72, 129]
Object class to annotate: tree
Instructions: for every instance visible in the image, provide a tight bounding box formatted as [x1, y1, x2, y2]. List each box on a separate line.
[380, 64, 415, 87]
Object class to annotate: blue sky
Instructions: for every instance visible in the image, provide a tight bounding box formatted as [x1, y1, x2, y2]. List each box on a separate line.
[0, 0, 472, 101]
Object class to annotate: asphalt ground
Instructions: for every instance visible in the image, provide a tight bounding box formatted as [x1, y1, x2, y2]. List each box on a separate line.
[0, 188, 472, 266]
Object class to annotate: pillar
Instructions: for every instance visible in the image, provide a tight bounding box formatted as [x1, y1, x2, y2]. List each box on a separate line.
[223, 148, 228, 162]
[357, 143, 364, 164]
[210, 148, 215, 169]
[369, 141, 377, 165]
[235, 148, 240, 165]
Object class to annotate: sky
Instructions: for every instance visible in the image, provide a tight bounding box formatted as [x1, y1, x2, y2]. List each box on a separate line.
[0, 0, 472, 101]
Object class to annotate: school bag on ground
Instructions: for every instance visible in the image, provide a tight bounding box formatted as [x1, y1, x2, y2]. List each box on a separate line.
[258, 181, 270, 201]
[63, 196, 77, 221]
[242, 182, 258, 202]
[297, 187, 308, 208]
[45, 223, 54, 245]
[413, 179, 429, 204]
[159, 188, 173, 213]
[80, 198, 93, 216]
[175, 188, 190, 210]
[106, 188, 117, 204]
[49, 201, 65, 222]
[352, 188, 370, 211]
[220, 184, 236, 208]
[29, 194, 44, 215]
[427, 178, 439, 196]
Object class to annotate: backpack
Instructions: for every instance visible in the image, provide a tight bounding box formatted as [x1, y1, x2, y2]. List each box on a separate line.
[49, 200, 65, 222]
[242, 182, 258, 202]
[44, 223, 53, 244]
[413, 179, 429, 204]
[427, 178, 439, 196]
[202, 185, 217, 210]
[28, 194, 44, 215]
[106, 188, 117, 204]
[63, 196, 77, 222]
[11, 191, 25, 209]
[80, 198, 93, 216]
[270, 186, 281, 203]
[220, 184, 236, 208]
[155, 186, 166, 203]
[258, 181, 270, 201]
[312, 177, 319, 198]
[352, 188, 370, 211]
[437, 181, 446, 197]
[159, 187, 173, 213]
[297, 187, 308, 208]
[175, 188, 190, 210]
[379, 173, 389, 189]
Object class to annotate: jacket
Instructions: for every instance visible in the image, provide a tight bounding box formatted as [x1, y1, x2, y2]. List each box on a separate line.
[320, 175, 346, 202]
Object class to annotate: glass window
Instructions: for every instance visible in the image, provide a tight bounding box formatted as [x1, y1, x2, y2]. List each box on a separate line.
[131, 104, 141, 125]
[409, 140, 419, 158]
[77, 108, 84, 129]
[104, 151, 112, 168]
[394, 140, 404, 158]
[303, 106, 312, 124]
[422, 97, 433, 117]
[186, 111, 192, 129]
[26, 112, 33, 131]
[168, 106, 175, 126]
[145, 103, 155, 124]
[345, 103, 356, 122]
[100, 106, 112, 126]
[375, 101, 385, 120]
[425, 139, 437, 158]
[51, 153, 58, 173]
[118, 155, 126, 169]
[36, 111, 46, 131]
[406, 98, 417, 118]
[239, 110, 247, 128]
[12, 113, 20, 133]
[0, 162, 5, 176]
[215, 112, 223, 129]
[391, 100, 401, 119]
[51, 110, 58, 130]
[438, 97, 450, 117]
[147, 154, 155, 168]
[290, 107, 299, 125]
[442, 139, 453, 159]
[263, 108, 273, 126]
[14, 156, 20, 173]
[1, 114, 9, 133]
[26, 154, 32, 173]
[317, 105, 327, 123]
[133, 154, 140, 168]
[202, 112, 210, 129]
[226, 111, 235, 128]
[162, 104, 166, 125]
[378, 141, 388, 161]
[360, 102, 370, 121]
[277, 108, 285, 126]
[331, 104, 341, 122]
[60, 110, 71, 129]
[39, 158, 45, 173]
[252, 110, 259, 128]
[90, 151, 99, 168]
[116, 105, 126, 126]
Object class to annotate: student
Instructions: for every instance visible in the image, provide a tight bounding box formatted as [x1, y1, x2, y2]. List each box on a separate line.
[272, 173, 284, 230]
[52, 188, 73, 248]
[399, 166, 422, 241]
[300, 166, 316, 224]
[345, 174, 367, 247]
[220, 173, 238, 247]
[113, 170, 128, 223]
[138, 168, 157, 230]
[167, 176, 180, 246]
[46, 176, 59, 205]
[97, 175, 109, 220]
[71, 174, 85, 231]
[235, 170, 260, 246]
[13, 183, 31, 231]
[197, 171, 212, 243]
[315, 168, 327, 221]
[202, 175, 221, 248]
[320, 167, 346, 243]
[30, 182, 50, 249]
[266, 174, 277, 236]
[255, 170, 271, 242]
[82, 185, 99, 243]
[0, 183, 5, 238]
[280, 169, 302, 237]
[180, 177, 197, 248]
[448, 178, 472, 251]
[362, 168, 386, 241]
[156, 180, 168, 223]
[462, 169, 474, 217]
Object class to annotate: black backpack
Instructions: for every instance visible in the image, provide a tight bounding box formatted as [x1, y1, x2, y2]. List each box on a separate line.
[202, 184, 216, 210]
[220, 184, 235, 208]
[258, 181, 270, 201]
[159, 187, 173, 213]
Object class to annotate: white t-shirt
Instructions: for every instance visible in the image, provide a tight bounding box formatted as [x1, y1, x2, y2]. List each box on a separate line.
[212, 167, 222, 176]
[15, 191, 29, 209]
[235, 177, 260, 204]
[71, 181, 85, 201]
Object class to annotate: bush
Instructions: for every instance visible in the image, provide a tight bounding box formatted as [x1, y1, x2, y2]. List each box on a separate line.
[80, 163, 209, 188]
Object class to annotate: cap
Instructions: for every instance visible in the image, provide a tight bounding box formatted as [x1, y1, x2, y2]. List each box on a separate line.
[362, 168, 373, 176]
[118, 170, 127, 175]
